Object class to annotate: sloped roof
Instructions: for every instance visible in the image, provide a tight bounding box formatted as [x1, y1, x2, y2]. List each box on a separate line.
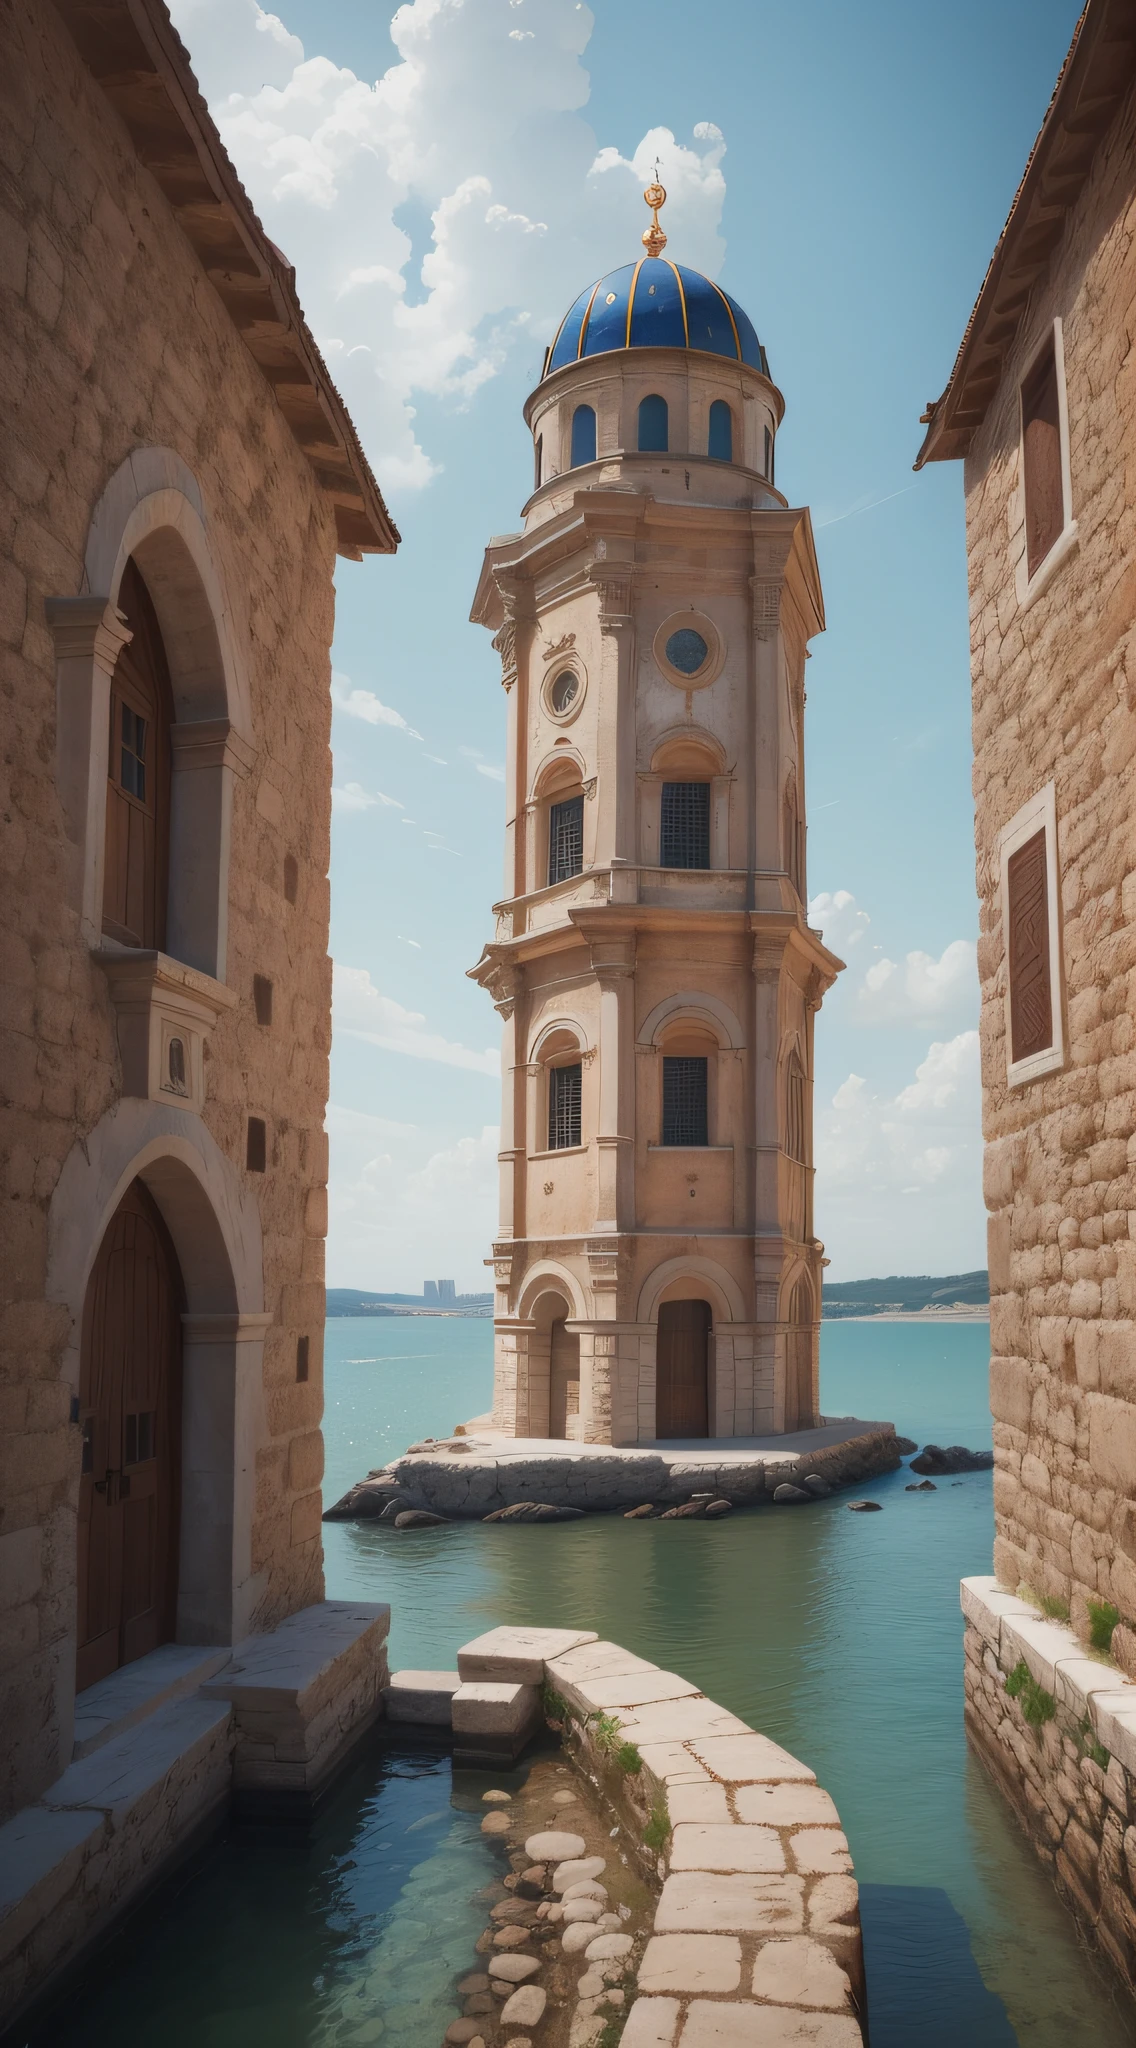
[56, 0, 399, 556]
[915, 0, 1136, 468]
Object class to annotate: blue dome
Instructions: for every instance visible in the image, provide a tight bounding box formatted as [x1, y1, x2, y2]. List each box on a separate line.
[545, 259, 768, 379]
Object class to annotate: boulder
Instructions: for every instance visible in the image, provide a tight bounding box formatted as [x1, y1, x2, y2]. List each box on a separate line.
[584, 1933, 634, 1961]
[624, 1504, 655, 1519]
[894, 1436, 918, 1455]
[802, 1475, 831, 1498]
[488, 1954, 541, 1983]
[483, 1502, 585, 1523]
[703, 1499, 733, 1517]
[660, 1501, 705, 1518]
[525, 1829, 587, 1862]
[322, 1478, 404, 1521]
[394, 1509, 447, 1529]
[378, 1496, 413, 1521]
[500, 1985, 547, 2028]
[847, 1500, 882, 1512]
[552, 1856, 606, 1891]
[905, 1480, 937, 1492]
[910, 1443, 994, 1475]
[773, 1484, 811, 1504]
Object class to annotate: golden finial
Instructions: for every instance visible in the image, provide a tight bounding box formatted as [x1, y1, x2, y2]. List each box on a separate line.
[642, 180, 667, 258]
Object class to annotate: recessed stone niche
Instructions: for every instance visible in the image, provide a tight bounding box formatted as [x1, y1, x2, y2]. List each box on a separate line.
[93, 948, 238, 1115]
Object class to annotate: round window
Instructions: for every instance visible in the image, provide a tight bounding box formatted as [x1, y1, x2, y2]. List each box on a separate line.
[664, 628, 709, 676]
[550, 670, 579, 715]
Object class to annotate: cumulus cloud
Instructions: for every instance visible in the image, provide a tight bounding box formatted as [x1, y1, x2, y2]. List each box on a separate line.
[855, 939, 977, 1027]
[168, 0, 730, 488]
[326, 1104, 499, 1288]
[809, 889, 871, 956]
[331, 675, 423, 740]
[814, 1032, 984, 1277]
[333, 963, 499, 1075]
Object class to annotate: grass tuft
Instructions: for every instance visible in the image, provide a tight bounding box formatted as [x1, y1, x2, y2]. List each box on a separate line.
[1078, 1714, 1110, 1772]
[1087, 1598, 1120, 1654]
[541, 1682, 572, 1726]
[643, 1797, 671, 1852]
[1005, 1657, 1056, 1728]
[615, 1742, 642, 1776]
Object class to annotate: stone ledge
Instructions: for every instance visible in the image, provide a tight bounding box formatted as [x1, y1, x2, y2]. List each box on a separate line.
[72, 1644, 231, 1760]
[961, 1574, 1136, 1775]
[383, 1670, 460, 1726]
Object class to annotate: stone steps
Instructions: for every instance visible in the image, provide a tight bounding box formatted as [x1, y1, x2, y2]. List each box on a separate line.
[71, 1644, 231, 1760]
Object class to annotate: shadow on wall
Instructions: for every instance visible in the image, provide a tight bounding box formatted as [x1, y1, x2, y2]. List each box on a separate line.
[859, 1885, 1017, 2046]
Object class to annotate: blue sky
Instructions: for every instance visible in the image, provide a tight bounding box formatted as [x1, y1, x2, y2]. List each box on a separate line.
[173, 0, 1080, 1287]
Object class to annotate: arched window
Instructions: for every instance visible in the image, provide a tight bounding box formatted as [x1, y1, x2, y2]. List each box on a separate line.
[102, 558, 172, 949]
[785, 1052, 807, 1163]
[708, 401, 733, 462]
[570, 405, 596, 468]
[638, 394, 668, 452]
[534, 434, 543, 489]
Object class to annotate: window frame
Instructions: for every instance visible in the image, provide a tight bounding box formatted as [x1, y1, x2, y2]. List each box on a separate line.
[660, 780, 711, 869]
[1015, 319, 1076, 608]
[547, 790, 585, 886]
[570, 404, 597, 468]
[998, 781, 1065, 1087]
[707, 400, 733, 463]
[637, 393, 669, 453]
[661, 1054, 709, 1147]
[547, 1059, 583, 1151]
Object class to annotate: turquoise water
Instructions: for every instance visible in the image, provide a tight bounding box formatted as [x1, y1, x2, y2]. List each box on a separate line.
[322, 1315, 1136, 2046]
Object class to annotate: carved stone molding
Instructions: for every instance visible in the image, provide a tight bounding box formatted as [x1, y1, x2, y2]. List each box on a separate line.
[169, 717, 256, 779]
[543, 632, 576, 659]
[751, 578, 781, 641]
[492, 617, 517, 692]
[582, 777, 597, 799]
[44, 594, 132, 674]
[92, 948, 238, 1116]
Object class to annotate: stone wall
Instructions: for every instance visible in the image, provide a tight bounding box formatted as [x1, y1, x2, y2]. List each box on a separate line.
[962, 1576, 1136, 1990]
[0, 0, 339, 1816]
[964, 78, 1135, 1645]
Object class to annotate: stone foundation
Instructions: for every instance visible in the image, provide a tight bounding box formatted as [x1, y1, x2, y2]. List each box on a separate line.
[0, 1601, 389, 2030]
[962, 1575, 1136, 1992]
[329, 1420, 900, 1521]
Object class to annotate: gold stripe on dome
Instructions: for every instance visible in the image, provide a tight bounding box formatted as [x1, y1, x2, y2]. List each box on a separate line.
[624, 260, 645, 348]
[708, 278, 743, 360]
[576, 278, 602, 359]
[665, 261, 689, 346]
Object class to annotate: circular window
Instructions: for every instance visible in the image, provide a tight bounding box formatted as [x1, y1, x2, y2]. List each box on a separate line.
[542, 659, 586, 725]
[664, 628, 709, 676]
[653, 612, 723, 691]
[550, 670, 578, 714]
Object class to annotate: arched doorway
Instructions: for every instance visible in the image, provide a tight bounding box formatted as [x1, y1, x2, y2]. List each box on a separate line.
[548, 1313, 580, 1438]
[785, 1276, 816, 1432]
[656, 1300, 711, 1438]
[102, 557, 173, 950]
[77, 1179, 184, 1692]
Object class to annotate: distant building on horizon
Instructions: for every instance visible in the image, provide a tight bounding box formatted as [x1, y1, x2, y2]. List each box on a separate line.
[438, 1278, 456, 1304]
[423, 1280, 439, 1305]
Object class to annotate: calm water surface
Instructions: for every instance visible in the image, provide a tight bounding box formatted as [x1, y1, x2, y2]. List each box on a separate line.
[323, 1315, 1136, 2047]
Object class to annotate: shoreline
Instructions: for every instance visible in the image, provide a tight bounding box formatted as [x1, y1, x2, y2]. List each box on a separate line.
[823, 1310, 989, 1324]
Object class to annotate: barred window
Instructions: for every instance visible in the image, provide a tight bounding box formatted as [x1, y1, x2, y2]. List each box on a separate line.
[548, 794, 584, 884]
[661, 782, 710, 868]
[548, 1062, 582, 1149]
[1021, 338, 1063, 578]
[662, 1056, 708, 1146]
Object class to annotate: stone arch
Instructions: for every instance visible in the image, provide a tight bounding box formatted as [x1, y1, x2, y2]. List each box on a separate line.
[48, 1100, 268, 1652]
[517, 1260, 588, 1323]
[638, 991, 745, 1051]
[528, 1013, 591, 1063]
[529, 746, 587, 805]
[49, 448, 255, 977]
[648, 725, 728, 775]
[637, 1255, 745, 1326]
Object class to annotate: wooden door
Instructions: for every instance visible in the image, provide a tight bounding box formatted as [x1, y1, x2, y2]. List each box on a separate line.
[548, 1318, 580, 1439]
[77, 1181, 182, 1694]
[656, 1300, 710, 1439]
[784, 1282, 815, 1432]
[102, 557, 172, 949]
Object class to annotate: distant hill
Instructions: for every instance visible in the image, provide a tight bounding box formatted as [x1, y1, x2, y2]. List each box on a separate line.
[326, 1287, 494, 1317]
[821, 1271, 988, 1317]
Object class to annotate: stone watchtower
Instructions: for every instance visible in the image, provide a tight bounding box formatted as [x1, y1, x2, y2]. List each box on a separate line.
[470, 188, 842, 1446]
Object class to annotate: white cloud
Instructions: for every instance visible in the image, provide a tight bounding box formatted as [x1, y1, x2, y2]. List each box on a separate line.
[809, 889, 870, 956]
[814, 1031, 984, 1279]
[333, 962, 499, 1075]
[331, 674, 423, 740]
[168, 0, 730, 489]
[856, 939, 977, 1026]
[475, 762, 506, 782]
[326, 1104, 499, 1289]
[332, 781, 404, 812]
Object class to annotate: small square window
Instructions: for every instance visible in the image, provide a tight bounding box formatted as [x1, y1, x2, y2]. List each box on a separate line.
[296, 1335, 310, 1384]
[999, 783, 1064, 1087]
[548, 1063, 582, 1150]
[246, 1117, 267, 1172]
[662, 1057, 708, 1146]
[253, 975, 273, 1026]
